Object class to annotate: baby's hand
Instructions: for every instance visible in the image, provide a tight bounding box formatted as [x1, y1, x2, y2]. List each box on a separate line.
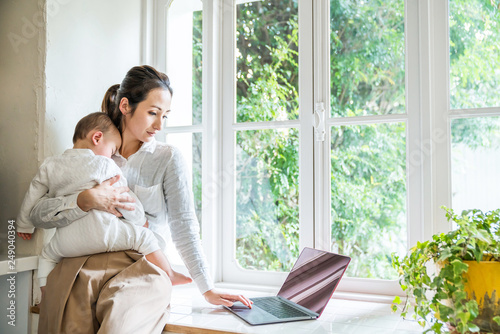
[143, 220, 149, 228]
[17, 232, 33, 240]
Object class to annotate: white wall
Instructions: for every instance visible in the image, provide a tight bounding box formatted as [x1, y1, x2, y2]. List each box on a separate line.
[45, 0, 142, 157]
[1, 1, 144, 329]
[1, 1, 46, 332]
[0, 0, 46, 256]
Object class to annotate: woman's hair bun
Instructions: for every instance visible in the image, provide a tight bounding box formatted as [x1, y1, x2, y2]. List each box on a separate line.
[101, 83, 120, 116]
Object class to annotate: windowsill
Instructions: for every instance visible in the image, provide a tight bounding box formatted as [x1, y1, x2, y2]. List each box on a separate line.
[161, 283, 422, 334]
[29, 280, 420, 333]
[0, 254, 38, 275]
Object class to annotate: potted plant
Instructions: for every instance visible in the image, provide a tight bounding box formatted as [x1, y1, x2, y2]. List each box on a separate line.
[391, 207, 500, 333]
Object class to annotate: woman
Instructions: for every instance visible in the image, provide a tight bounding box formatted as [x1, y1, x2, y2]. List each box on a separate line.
[31, 65, 252, 334]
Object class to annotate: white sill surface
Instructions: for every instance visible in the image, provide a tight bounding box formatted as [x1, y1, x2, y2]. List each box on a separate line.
[162, 284, 423, 334]
[0, 254, 38, 275]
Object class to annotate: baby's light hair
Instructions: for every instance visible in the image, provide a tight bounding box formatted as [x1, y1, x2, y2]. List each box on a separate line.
[72, 112, 119, 144]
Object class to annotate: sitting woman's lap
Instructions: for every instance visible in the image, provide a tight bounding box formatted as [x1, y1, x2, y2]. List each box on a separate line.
[38, 251, 172, 334]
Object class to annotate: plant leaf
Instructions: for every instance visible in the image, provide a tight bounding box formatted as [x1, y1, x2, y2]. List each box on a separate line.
[468, 323, 480, 332]
[437, 248, 452, 262]
[451, 259, 469, 276]
[475, 229, 492, 243]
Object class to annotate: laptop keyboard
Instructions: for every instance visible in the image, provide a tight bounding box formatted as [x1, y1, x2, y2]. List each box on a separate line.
[252, 298, 311, 319]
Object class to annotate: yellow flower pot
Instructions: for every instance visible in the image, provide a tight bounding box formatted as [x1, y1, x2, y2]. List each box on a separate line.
[463, 260, 500, 332]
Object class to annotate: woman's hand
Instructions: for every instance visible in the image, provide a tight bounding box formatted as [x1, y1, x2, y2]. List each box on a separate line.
[203, 289, 253, 308]
[76, 175, 135, 217]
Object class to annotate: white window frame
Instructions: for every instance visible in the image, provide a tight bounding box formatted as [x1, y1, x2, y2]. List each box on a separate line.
[312, 0, 424, 295]
[144, 0, 221, 280]
[216, 0, 424, 294]
[152, 0, 498, 296]
[220, 0, 315, 286]
[429, 0, 500, 230]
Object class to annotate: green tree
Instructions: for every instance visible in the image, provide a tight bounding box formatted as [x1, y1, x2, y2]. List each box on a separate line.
[329, 0, 407, 279]
[449, 0, 500, 148]
[192, 10, 203, 226]
[235, 0, 300, 271]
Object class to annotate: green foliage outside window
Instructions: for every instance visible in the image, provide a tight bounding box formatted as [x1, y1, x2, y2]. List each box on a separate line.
[329, 0, 406, 279]
[235, 0, 299, 272]
[192, 10, 203, 227]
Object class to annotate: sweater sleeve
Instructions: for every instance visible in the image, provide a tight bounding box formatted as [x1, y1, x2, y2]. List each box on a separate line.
[29, 193, 89, 229]
[163, 147, 214, 294]
[17, 164, 51, 233]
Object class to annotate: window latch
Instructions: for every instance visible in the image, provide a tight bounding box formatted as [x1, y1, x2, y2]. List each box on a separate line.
[314, 102, 326, 141]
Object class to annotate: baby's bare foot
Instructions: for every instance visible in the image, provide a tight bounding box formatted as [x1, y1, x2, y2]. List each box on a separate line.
[170, 271, 193, 286]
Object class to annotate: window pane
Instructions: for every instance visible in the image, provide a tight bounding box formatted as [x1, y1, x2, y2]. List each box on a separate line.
[235, 128, 299, 271]
[164, 132, 202, 265]
[192, 9, 203, 125]
[236, 0, 299, 123]
[165, 132, 203, 225]
[330, 0, 405, 117]
[166, 1, 203, 126]
[451, 117, 500, 212]
[330, 123, 407, 279]
[449, 0, 500, 109]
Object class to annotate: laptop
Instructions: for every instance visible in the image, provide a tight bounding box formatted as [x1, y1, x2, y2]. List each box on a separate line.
[224, 247, 351, 326]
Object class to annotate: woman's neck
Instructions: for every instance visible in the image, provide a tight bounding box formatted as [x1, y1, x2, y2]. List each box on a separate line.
[119, 132, 142, 159]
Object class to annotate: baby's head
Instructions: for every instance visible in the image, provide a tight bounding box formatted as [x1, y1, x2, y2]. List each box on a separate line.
[72, 112, 122, 158]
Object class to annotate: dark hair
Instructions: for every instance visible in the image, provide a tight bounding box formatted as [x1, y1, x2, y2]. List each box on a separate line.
[101, 84, 120, 119]
[101, 65, 173, 132]
[72, 112, 118, 144]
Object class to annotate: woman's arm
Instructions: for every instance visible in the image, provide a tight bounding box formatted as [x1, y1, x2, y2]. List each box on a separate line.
[162, 147, 252, 308]
[163, 148, 214, 293]
[30, 175, 135, 229]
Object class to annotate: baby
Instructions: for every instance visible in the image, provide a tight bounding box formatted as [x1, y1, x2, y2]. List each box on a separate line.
[17, 112, 192, 289]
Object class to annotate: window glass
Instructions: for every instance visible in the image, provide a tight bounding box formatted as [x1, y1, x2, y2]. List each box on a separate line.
[166, 1, 203, 126]
[330, 123, 407, 279]
[192, 9, 203, 124]
[235, 128, 299, 271]
[330, 0, 405, 117]
[451, 117, 500, 212]
[449, 0, 500, 109]
[166, 132, 203, 225]
[165, 132, 203, 264]
[236, 0, 299, 123]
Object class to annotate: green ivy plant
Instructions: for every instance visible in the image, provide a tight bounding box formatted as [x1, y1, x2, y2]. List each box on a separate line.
[392, 207, 500, 333]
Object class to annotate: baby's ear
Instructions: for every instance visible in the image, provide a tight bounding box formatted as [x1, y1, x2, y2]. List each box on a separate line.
[91, 131, 104, 146]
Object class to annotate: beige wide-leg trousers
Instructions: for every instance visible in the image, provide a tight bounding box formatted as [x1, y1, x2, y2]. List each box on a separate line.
[38, 251, 172, 334]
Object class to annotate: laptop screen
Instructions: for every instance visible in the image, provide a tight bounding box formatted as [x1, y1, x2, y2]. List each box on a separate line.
[277, 248, 351, 315]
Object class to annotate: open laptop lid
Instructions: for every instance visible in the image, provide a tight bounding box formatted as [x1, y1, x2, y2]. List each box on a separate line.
[277, 247, 351, 316]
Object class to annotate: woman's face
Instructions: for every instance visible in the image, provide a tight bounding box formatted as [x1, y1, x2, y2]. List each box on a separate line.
[122, 88, 172, 143]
